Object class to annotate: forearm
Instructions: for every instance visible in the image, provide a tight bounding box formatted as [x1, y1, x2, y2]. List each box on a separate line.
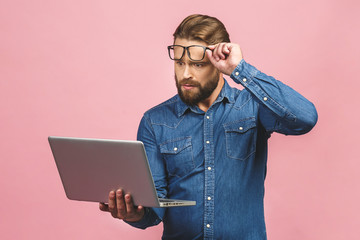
[230, 59, 318, 135]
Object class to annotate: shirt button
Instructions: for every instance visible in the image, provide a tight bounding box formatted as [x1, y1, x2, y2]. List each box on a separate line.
[208, 167, 212, 170]
[239, 127, 243, 130]
[173, 147, 178, 151]
[207, 224, 211, 228]
[207, 196, 211, 200]
[235, 72, 239, 76]
[206, 141, 210, 144]
[263, 97, 268, 101]
[242, 78, 247, 82]
[206, 116, 210, 119]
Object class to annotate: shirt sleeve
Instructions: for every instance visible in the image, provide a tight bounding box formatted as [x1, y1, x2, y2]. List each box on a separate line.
[124, 207, 162, 229]
[230, 59, 318, 135]
[124, 115, 166, 229]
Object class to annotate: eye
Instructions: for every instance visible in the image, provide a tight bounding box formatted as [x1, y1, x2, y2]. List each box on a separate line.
[194, 63, 204, 68]
[175, 61, 184, 66]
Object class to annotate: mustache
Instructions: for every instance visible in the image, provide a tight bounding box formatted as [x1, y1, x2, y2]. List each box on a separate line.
[176, 78, 200, 87]
[180, 80, 200, 86]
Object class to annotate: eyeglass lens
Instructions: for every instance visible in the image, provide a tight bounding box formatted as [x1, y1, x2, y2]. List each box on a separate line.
[170, 46, 206, 61]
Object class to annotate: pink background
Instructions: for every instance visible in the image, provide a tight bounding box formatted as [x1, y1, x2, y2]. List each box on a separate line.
[1, 0, 359, 239]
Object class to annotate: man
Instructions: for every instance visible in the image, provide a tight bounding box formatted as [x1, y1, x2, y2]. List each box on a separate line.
[99, 14, 317, 239]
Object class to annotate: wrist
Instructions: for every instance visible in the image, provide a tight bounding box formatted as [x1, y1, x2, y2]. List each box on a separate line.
[124, 207, 146, 223]
[229, 59, 245, 76]
[226, 61, 241, 75]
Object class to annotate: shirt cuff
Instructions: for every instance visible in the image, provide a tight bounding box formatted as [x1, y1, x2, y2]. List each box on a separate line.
[124, 207, 161, 229]
[230, 59, 245, 80]
[229, 59, 293, 121]
[230, 59, 259, 84]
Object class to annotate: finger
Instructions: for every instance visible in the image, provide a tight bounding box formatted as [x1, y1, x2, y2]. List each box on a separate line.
[136, 205, 144, 214]
[99, 202, 109, 212]
[125, 194, 136, 214]
[211, 44, 221, 61]
[207, 43, 220, 61]
[125, 194, 145, 221]
[206, 49, 219, 66]
[207, 45, 216, 50]
[108, 191, 117, 215]
[223, 43, 231, 55]
[206, 49, 215, 61]
[116, 189, 126, 218]
[215, 43, 226, 60]
[219, 43, 231, 59]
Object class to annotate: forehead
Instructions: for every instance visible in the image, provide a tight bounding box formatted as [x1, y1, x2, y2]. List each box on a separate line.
[174, 38, 207, 47]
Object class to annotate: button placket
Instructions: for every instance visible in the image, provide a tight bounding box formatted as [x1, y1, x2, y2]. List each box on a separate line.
[203, 110, 214, 238]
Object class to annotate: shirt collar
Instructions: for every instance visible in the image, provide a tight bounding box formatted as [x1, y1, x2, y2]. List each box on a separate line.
[176, 79, 235, 117]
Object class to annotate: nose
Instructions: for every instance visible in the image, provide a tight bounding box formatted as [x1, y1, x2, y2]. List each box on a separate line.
[182, 63, 192, 79]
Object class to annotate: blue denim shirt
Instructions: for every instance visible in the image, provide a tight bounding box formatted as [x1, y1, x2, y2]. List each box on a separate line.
[128, 60, 317, 239]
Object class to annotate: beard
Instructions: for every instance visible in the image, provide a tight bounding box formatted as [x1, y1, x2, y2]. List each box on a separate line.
[175, 71, 220, 106]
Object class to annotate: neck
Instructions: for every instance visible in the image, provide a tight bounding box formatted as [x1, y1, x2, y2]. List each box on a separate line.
[197, 76, 225, 112]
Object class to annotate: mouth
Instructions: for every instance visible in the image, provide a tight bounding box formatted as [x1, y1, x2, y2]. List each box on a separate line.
[182, 84, 196, 90]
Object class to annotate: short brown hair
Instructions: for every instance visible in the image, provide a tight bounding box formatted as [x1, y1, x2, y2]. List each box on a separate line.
[173, 14, 230, 45]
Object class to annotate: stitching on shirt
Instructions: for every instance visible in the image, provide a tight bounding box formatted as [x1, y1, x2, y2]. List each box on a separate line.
[252, 76, 293, 118]
[143, 114, 159, 146]
[285, 110, 297, 122]
[222, 117, 256, 127]
[228, 149, 256, 161]
[151, 115, 185, 128]
[263, 94, 297, 121]
[264, 94, 287, 115]
[159, 136, 192, 147]
[231, 93, 253, 110]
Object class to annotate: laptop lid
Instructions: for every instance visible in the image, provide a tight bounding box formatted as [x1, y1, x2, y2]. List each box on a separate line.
[48, 136, 162, 207]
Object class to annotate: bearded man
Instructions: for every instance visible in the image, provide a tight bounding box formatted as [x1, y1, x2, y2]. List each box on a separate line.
[99, 14, 318, 240]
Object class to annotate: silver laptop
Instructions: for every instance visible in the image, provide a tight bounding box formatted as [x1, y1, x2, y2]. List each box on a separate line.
[48, 136, 196, 207]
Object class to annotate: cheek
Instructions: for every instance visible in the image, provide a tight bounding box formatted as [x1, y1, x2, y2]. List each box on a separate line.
[174, 67, 183, 77]
[196, 69, 213, 81]
[174, 72, 181, 82]
[201, 65, 216, 74]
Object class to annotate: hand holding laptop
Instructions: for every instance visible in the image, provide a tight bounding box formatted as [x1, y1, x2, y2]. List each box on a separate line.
[99, 189, 144, 222]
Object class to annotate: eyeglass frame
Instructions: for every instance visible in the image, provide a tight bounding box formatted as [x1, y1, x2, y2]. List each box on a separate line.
[167, 45, 211, 61]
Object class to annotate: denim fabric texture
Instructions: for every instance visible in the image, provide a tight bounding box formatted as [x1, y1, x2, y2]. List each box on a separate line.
[127, 60, 318, 240]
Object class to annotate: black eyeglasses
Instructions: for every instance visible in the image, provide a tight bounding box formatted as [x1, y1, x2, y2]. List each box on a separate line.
[167, 45, 211, 61]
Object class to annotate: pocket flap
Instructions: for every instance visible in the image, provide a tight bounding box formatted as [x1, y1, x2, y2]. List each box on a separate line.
[224, 118, 256, 133]
[160, 137, 192, 154]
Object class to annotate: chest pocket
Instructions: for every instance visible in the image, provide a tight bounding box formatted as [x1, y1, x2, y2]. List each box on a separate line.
[159, 137, 195, 178]
[224, 118, 257, 160]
